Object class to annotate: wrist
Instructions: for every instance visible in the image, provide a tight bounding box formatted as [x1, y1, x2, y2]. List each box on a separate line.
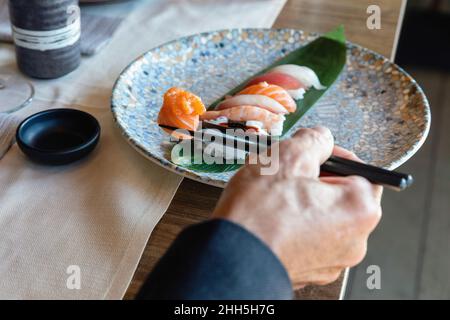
[213, 208, 289, 276]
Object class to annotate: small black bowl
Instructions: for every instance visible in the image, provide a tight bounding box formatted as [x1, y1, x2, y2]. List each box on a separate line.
[16, 108, 101, 165]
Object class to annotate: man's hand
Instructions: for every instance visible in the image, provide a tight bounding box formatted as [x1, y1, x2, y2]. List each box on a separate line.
[212, 127, 382, 289]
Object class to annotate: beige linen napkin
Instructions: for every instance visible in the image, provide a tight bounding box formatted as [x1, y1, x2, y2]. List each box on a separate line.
[0, 113, 20, 159]
[0, 101, 183, 300]
[0, 0, 286, 299]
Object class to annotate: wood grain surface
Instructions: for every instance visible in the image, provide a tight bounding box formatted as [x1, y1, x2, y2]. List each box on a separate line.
[273, 0, 406, 60]
[124, 0, 405, 300]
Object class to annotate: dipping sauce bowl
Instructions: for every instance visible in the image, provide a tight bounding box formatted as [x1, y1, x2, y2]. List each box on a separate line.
[16, 108, 100, 165]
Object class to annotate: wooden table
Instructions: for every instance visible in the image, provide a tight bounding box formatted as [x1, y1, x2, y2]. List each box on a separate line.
[124, 0, 406, 300]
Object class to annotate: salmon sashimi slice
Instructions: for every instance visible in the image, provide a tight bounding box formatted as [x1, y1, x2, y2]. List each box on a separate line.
[157, 87, 206, 132]
[237, 82, 297, 113]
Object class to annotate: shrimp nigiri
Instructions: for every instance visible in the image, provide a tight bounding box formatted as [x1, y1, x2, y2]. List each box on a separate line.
[237, 82, 297, 113]
[157, 87, 206, 131]
[200, 105, 285, 135]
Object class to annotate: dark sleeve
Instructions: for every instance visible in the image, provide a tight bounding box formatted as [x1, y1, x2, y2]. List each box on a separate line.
[136, 219, 293, 300]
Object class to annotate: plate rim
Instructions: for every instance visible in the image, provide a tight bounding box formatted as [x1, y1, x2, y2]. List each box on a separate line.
[111, 27, 431, 188]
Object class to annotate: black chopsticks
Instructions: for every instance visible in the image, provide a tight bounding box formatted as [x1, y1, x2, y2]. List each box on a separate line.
[321, 156, 412, 191]
[159, 124, 413, 191]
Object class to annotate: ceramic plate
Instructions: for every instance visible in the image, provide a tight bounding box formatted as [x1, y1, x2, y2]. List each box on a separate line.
[111, 28, 430, 187]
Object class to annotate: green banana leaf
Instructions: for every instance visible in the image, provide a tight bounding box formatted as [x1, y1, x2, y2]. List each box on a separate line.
[179, 26, 347, 173]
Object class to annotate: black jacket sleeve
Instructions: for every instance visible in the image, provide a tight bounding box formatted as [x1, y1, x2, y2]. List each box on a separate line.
[136, 219, 293, 300]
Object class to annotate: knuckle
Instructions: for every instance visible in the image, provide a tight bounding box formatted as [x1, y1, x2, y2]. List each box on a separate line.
[291, 127, 333, 159]
[306, 127, 328, 143]
[294, 127, 332, 145]
[311, 126, 333, 140]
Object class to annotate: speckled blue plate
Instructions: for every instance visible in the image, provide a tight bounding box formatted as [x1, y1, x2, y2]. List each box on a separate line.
[111, 28, 430, 188]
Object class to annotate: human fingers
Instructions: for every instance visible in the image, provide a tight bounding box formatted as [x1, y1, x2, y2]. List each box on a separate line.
[276, 126, 334, 178]
[332, 145, 360, 160]
[293, 267, 344, 288]
[327, 146, 383, 203]
[318, 175, 382, 236]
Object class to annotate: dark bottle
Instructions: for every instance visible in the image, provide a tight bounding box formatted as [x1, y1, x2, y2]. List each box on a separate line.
[8, 0, 81, 79]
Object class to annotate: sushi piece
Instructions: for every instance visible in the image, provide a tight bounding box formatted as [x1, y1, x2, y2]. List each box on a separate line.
[204, 116, 229, 126]
[200, 105, 285, 136]
[285, 87, 306, 100]
[245, 120, 269, 135]
[157, 87, 206, 132]
[270, 64, 326, 91]
[246, 72, 307, 100]
[215, 94, 288, 114]
[238, 82, 297, 113]
[246, 65, 325, 99]
[204, 141, 248, 161]
[246, 72, 305, 90]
